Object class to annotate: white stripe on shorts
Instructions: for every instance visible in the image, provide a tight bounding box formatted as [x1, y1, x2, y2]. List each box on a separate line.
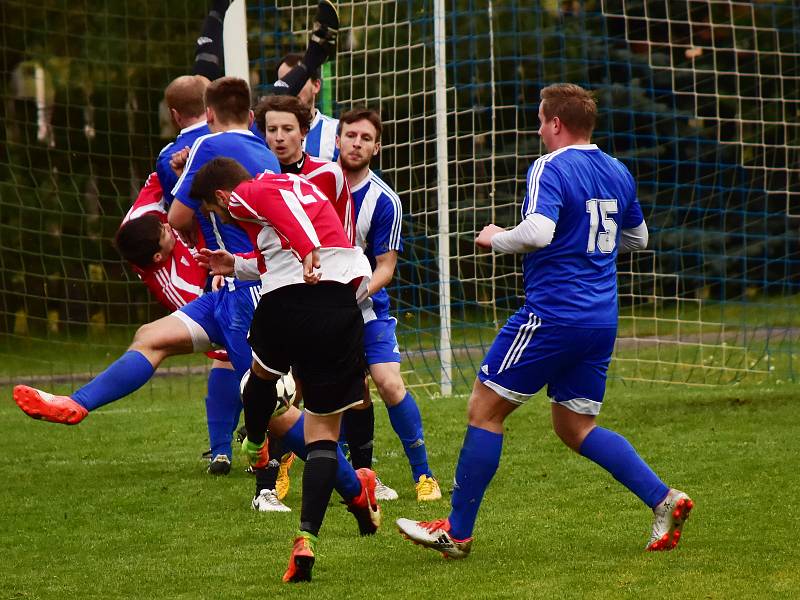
[551, 396, 602, 416]
[498, 314, 541, 373]
[171, 311, 212, 353]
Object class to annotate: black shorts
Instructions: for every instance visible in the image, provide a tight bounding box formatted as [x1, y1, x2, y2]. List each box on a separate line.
[248, 282, 366, 416]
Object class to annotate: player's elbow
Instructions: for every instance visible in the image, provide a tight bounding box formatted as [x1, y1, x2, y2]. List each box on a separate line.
[620, 222, 648, 252]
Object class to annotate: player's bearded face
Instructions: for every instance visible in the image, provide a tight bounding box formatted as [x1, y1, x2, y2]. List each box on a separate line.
[338, 121, 379, 171]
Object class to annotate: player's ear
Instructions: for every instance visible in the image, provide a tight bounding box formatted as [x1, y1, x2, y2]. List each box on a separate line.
[335, 135, 340, 150]
[214, 189, 229, 207]
[373, 141, 381, 157]
[206, 106, 214, 123]
[169, 108, 180, 127]
[151, 251, 164, 264]
[248, 110, 254, 127]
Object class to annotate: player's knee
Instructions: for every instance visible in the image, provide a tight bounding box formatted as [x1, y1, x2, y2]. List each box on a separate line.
[551, 418, 592, 452]
[130, 322, 161, 351]
[374, 373, 405, 405]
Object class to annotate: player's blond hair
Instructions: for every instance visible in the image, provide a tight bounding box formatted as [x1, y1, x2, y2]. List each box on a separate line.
[540, 83, 597, 138]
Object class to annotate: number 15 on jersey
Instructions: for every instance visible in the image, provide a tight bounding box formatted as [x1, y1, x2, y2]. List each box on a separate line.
[586, 198, 618, 254]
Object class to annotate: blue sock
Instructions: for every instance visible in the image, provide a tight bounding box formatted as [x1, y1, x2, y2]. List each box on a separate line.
[205, 368, 242, 459]
[281, 413, 361, 501]
[579, 427, 670, 508]
[72, 351, 155, 411]
[387, 392, 431, 481]
[448, 425, 503, 540]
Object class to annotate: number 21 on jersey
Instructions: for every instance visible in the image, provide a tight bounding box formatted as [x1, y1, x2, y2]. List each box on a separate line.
[585, 198, 618, 253]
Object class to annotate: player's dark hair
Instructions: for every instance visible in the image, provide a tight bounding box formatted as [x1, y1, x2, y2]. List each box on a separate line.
[253, 94, 313, 136]
[204, 76, 252, 125]
[190, 157, 252, 206]
[337, 107, 382, 142]
[164, 75, 207, 118]
[540, 83, 597, 137]
[115, 214, 163, 268]
[278, 53, 320, 81]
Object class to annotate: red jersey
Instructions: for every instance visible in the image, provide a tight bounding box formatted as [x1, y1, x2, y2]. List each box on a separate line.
[298, 154, 354, 243]
[123, 174, 227, 362]
[122, 173, 207, 311]
[229, 173, 372, 295]
[122, 172, 167, 224]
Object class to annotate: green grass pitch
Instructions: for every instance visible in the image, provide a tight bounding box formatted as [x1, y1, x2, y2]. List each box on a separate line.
[2, 377, 799, 598]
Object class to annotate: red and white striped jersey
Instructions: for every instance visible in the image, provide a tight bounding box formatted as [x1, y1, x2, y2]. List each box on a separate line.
[229, 173, 372, 296]
[298, 154, 354, 243]
[122, 174, 207, 312]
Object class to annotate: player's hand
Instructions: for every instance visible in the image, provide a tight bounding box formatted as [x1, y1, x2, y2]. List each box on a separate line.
[476, 224, 505, 249]
[196, 248, 235, 276]
[211, 275, 226, 291]
[170, 146, 190, 176]
[302, 249, 322, 284]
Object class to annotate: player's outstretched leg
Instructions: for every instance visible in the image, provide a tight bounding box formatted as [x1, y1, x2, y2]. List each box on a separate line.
[192, 0, 233, 81]
[554, 404, 693, 550]
[13, 316, 192, 425]
[397, 379, 512, 558]
[274, 1, 339, 96]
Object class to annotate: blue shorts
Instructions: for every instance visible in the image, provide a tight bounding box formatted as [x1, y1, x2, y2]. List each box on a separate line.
[364, 317, 401, 365]
[477, 308, 616, 415]
[173, 281, 262, 377]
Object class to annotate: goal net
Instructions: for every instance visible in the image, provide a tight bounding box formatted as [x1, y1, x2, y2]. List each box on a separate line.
[1, 0, 797, 396]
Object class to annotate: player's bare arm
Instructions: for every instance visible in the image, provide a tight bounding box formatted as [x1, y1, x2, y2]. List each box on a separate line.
[366, 250, 397, 296]
[168, 201, 198, 246]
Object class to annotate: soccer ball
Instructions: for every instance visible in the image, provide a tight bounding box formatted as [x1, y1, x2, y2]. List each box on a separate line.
[275, 371, 296, 406]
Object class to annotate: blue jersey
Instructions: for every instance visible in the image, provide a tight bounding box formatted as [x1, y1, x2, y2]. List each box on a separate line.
[304, 110, 339, 162]
[520, 144, 644, 327]
[155, 120, 210, 208]
[171, 129, 281, 253]
[352, 171, 403, 321]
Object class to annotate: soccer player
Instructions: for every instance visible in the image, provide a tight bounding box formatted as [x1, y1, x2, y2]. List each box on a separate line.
[119, 173, 247, 474]
[165, 75, 280, 474]
[336, 108, 441, 502]
[168, 76, 280, 245]
[152, 2, 338, 472]
[191, 157, 374, 583]
[249, 93, 354, 498]
[277, 53, 339, 161]
[396, 83, 693, 558]
[12, 211, 380, 535]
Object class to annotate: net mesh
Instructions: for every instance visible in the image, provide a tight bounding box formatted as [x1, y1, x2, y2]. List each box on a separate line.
[1, 0, 798, 394]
